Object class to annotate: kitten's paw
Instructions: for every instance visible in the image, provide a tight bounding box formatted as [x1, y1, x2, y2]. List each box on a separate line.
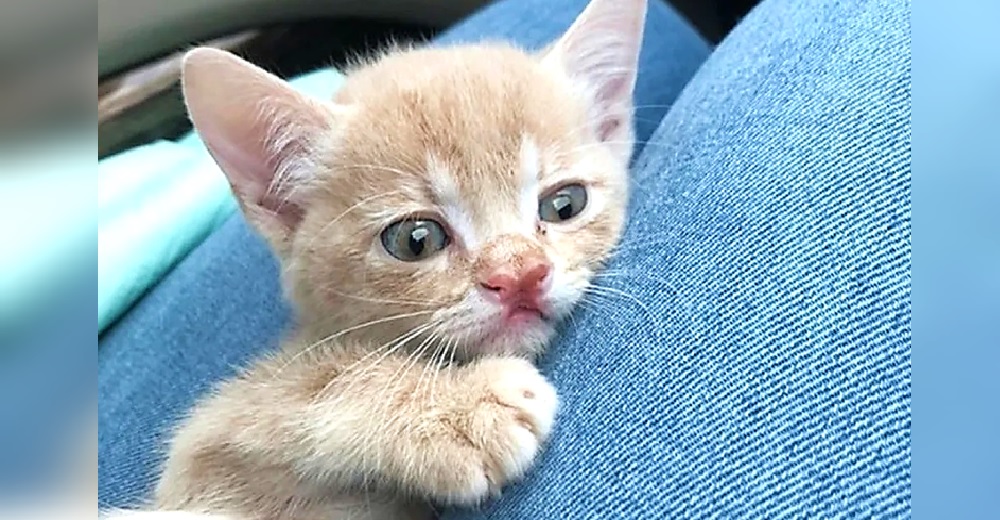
[448, 357, 558, 502]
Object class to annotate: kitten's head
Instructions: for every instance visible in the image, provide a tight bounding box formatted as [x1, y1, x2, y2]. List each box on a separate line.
[182, 0, 645, 358]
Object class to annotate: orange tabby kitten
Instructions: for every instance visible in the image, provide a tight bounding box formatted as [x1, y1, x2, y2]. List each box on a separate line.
[108, 0, 645, 518]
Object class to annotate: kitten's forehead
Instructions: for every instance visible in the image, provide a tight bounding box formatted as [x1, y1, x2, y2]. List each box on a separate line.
[426, 135, 544, 249]
[325, 45, 587, 243]
[332, 45, 586, 165]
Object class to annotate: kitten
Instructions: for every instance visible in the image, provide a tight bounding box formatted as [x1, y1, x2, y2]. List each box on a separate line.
[109, 0, 645, 518]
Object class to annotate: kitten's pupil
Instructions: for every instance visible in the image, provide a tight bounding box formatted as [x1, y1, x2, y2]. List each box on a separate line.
[553, 195, 574, 220]
[408, 227, 428, 256]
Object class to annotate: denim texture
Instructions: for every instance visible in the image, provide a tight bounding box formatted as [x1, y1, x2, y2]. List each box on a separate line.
[98, 0, 911, 517]
[97, 216, 290, 506]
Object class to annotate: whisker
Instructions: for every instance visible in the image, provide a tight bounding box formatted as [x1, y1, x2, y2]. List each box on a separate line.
[414, 327, 448, 399]
[606, 230, 681, 257]
[593, 269, 673, 287]
[428, 335, 456, 405]
[447, 327, 462, 370]
[630, 104, 681, 110]
[276, 309, 436, 376]
[375, 327, 442, 439]
[338, 163, 417, 178]
[358, 322, 438, 472]
[584, 283, 670, 341]
[314, 285, 445, 307]
[313, 320, 438, 404]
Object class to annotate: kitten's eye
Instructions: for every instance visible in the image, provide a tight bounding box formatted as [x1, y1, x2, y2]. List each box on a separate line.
[538, 183, 588, 223]
[381, 219, 450, 261]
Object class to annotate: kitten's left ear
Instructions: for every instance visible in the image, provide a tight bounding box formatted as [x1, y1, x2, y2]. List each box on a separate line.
[182, 47, 345, 254]
[542, 0, 646, 164]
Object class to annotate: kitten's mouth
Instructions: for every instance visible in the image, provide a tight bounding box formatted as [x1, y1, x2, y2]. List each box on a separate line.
[501, 300, 551, 327]
[472, 298, 556, 355]
[506, 307, 545, 325]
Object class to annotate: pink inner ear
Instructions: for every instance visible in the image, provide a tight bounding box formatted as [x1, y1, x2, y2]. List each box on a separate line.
[594, 72, 629, 103]
[259, 190, 305, 229]
[184, 48, 335, 236]
[546, 0, 643, 146]
[598, 117, 622, 142]
[592, 74, 629, 141]
[198, 105, 315, 232]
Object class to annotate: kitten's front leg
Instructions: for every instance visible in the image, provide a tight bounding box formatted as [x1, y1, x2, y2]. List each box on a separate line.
[157, 350, 557, 513]
[318, 357, 557, 504]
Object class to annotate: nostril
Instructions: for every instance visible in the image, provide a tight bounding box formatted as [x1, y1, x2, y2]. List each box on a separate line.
[479, 275, 512, 298]
[479, 281, 502, 293]
[524, 262, 552, 288]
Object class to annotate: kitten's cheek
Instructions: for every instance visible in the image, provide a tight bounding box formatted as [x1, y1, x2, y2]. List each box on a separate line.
[542, 272, 583, 320]
[549, 294, 580, 321]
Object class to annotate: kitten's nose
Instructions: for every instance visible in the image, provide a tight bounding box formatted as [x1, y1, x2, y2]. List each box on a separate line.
[479, 257, 552, 301]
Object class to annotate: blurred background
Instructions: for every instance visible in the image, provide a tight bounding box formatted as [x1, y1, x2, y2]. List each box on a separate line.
[1, 0, 759, 514]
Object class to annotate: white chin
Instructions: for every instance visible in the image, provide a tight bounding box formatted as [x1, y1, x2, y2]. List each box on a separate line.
[471, 319, 555, 358]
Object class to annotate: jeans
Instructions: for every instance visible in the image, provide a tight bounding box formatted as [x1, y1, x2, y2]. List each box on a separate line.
[98, 0, 911, 517]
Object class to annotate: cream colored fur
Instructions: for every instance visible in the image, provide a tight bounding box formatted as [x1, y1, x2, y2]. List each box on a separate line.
[107, 0, 647, 518]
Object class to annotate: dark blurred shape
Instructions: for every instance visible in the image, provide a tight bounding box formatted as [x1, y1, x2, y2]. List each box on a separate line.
[669, 0, 761, 43]
[0, 47, 93, 138]
[97, 31, 260, 158]
[98, 0, 478, 77]
[98, 20, 434, 159]
[0, 0, 93, 138]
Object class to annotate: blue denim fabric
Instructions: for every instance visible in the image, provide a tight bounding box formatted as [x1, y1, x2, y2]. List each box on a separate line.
[98, 0, 912, 517]
[97, 0, 709, 508]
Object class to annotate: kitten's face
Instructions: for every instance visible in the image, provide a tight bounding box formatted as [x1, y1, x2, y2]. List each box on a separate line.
[288, 46, 628, 357]
[182, 0, 644, 359]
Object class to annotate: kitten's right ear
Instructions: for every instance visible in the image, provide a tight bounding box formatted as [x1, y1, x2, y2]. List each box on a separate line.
[182, 48, 340, 250]
[541, 0, 646, 165]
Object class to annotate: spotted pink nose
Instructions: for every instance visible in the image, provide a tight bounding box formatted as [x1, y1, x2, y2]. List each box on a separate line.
[479, 257, 552, 303]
